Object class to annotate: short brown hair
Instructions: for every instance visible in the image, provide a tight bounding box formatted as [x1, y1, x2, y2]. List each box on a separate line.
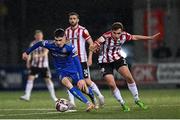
[111, 22, 124, 30]
[68, 12, 79, 18]
[54, 28, 64, 38]
[34, 30, 43, 34]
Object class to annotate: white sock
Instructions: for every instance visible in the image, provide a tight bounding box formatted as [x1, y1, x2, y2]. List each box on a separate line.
[47, 81, 58, 102]
[127, 82, 139, 101]
[67, 90, 75, 105]
[25, 80, 34, 98]
[90, 82, 103, 98]
[113, 88, 125, 105]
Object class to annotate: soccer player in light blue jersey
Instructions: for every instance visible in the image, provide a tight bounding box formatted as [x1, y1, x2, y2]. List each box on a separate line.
[22, 28, 95, 112]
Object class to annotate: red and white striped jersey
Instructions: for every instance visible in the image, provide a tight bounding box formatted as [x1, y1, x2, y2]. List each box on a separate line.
[65, 25, 91, 62]
[29, 40, 49, 68]
[98, 31, 132, 63]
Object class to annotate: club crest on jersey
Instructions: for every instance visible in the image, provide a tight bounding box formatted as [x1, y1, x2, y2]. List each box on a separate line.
[62, 48, 67, 53]
[122, 35, 126, 40]
[76, 32, 79, 38]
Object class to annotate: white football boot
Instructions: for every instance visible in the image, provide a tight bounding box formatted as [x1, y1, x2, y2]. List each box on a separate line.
[20, 95, 30, 101]
[98, 95, 105, 107]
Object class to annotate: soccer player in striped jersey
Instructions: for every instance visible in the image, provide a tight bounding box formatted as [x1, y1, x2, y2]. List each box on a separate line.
[65, 12, 104, 108]
[22, 28, 95, 112]
[90, 22, 160, 112]
[20, 30, 58, 102]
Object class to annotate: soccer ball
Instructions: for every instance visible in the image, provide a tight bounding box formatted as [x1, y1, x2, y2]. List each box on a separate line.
[55, 98, 69, 112]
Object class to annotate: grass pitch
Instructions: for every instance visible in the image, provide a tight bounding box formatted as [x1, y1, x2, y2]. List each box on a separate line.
[0, 88, 180, 119]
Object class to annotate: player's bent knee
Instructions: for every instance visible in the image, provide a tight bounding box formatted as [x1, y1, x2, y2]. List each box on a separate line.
[85, 78, 92, 86]
[77, 80, 87, 91]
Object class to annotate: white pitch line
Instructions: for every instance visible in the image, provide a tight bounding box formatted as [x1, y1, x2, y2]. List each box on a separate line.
[106, 104, 180, 108]
[0, 110, 77, 117]
[0, 104, 180, 111]
[0, 108, 55, 111]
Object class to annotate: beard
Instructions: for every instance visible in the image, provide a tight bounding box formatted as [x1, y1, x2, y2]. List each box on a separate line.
[70, 21, 78, 27]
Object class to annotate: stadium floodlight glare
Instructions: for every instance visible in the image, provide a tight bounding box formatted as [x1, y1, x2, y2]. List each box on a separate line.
[120, 49, 127, 58]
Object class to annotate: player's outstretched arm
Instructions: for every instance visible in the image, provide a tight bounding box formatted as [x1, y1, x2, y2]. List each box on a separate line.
[22, 41, 44, 61]
[132, 32, 160, 41]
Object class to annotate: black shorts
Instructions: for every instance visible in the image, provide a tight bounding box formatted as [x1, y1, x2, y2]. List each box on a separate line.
[99, 57, 128, 76]
[81, 62, 90, 79]
[29, 67, 51, 78]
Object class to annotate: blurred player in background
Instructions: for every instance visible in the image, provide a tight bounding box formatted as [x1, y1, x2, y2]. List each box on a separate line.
[22, 28, 95, 112]
[65, 12, 104, 108]
[20, 30, 58, 102]
[90, 22, 160, 112]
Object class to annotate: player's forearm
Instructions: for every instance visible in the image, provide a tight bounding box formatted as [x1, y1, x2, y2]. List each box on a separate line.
[26, 41, 43, 54]
[88, 51, 93, 59]
[132, 35, 152, 41]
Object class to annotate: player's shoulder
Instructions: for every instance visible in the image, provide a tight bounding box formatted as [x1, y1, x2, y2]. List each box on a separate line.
[120, 31, 132, 40]
[102, 31, 112, 38]
[65, 27, 71, 31]
[65, 43, 76, 52]
[121, 31, 128, 35]
[120, 31, 131, 37]
[42, 40, 54, 46]
[79, 25, 87, 31]
[65, 42, 73, 48]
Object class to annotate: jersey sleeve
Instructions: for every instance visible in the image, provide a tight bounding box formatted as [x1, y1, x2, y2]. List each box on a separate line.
[82, 29, 91, 40]
[98, 36, 106, 43]
[25, 41, 43, 54]
[99, 32, 111, 44]
[26, 40, 50, 54]
[125, 32, 133, 41]
[42, 40, 50, 47]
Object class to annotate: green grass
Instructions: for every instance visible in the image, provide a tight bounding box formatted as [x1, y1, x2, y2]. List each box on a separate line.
[0, 89, 180, 119]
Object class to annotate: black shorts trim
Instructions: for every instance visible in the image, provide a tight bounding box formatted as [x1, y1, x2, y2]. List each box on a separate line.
[99, 57, 128, 76]
[81, 62, 90, 79]
[29, 67, 51, 78]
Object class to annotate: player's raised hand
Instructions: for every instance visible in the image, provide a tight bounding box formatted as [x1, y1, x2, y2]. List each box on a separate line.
[150, 32, 160, 40]
[89, 45, 95, 52]
[22, 52, 28, 61]
[89, 43, 99, 52]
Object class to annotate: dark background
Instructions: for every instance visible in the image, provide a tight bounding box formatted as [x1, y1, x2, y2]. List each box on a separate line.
[0, 0, 133, 66]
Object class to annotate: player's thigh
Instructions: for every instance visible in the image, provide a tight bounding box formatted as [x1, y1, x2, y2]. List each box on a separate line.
[28, 67, 38, 80]
[118, 66, 135, 83]
[100, 63, 114, 77]
[41, 68, 52, 84]
[41, 68, 51, 79]
[27, 75, 36, 81]
[100, 63, 116, 89]
[69, 72, 87, 90]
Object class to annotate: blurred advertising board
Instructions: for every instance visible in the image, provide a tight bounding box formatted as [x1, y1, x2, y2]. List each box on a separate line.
[157, 63, 180, 84]
[131, 64, 157, 84]
[0, 67, 60, 90]
[0, 67, 23, 89]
